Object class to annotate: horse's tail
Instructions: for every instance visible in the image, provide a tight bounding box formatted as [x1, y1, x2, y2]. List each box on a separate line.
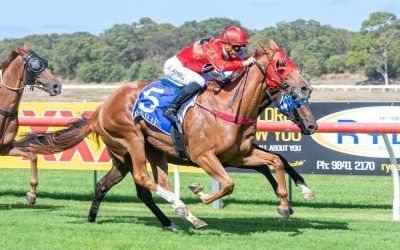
[14, 107, 101, 155]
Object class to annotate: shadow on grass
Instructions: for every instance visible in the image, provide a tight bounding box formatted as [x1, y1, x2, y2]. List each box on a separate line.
[0, 190, 391, 210]
[0, 203, 61, 211]
[68, 214, 349, 235]
[223, 198, 392, 210]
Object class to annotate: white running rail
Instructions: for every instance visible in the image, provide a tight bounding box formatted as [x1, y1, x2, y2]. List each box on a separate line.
[61, 84, 400, 92]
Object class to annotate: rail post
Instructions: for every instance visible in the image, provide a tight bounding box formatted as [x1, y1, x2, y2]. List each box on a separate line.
[212, 179, 223, 210]
[288, 175, 293, 204]
[93, 170, 97, 194]
[382, 134, 399, 221]
[173, 165, 180, 199]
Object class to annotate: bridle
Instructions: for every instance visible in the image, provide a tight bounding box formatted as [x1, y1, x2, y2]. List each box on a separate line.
[196, 46, 311, 126]
[253, 49, 311, 102]
[0, 51, 49, 92]
[252, 49, 311, 125]
[0, 51, 49, 117]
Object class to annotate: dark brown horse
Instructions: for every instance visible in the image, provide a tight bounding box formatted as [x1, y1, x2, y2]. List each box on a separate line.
[0, 46, 61, 204]
[15, 41, 316, 228]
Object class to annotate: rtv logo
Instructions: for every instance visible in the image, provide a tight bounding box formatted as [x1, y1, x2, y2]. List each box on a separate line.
[312, 106, 400, 158]
[337, 119, 399, 145]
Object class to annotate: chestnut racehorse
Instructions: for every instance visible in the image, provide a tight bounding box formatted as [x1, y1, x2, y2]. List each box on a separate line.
[15, 41, 316, 229]
[84, 86, 316, 230]
[0, 46, 61, 204]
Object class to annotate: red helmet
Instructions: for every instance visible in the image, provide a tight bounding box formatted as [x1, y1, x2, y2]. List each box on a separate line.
[220, 27, 249, 46]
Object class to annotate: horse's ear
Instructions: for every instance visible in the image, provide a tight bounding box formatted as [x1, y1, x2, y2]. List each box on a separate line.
[258, 41, 273, 56]
[23, 44, 32, 51]
[269, 40, 280, 50]
[16, 47, 28, 56]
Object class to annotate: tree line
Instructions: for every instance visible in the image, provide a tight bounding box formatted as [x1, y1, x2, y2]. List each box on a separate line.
[0, 13, 399, 84]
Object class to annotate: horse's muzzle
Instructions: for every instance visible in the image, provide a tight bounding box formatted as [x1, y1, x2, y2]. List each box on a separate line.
[301, 123, 318, 135]
[46, 82, 62, 96]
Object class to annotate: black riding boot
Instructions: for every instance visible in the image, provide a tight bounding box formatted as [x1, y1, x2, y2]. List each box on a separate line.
[163, 82, 203, 121]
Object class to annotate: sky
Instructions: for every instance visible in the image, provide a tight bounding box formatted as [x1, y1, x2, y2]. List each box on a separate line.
[0, 0, 399, 40]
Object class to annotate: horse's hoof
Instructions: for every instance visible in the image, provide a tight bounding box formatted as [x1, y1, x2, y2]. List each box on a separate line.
[302, 192, 316, 201]
[193, 219, 208, 230]
[164, 223, 181, 232]
[87, 215, 96, 223]
[188, 183, 204, 195]
[26, 192, 36, 205]
[277, 207, 291, 219]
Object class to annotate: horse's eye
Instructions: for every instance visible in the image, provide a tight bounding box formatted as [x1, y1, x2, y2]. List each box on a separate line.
[276, 60, 286, 69]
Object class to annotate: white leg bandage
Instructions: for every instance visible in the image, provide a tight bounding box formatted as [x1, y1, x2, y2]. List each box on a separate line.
[156, 185, 176, 203]
[157, 185, 201, 226]
[298, 183, 312, 193]
[197, 191, 209, 200]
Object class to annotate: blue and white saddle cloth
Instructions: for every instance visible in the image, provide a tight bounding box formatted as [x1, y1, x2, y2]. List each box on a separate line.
[132, 79, 199, 135]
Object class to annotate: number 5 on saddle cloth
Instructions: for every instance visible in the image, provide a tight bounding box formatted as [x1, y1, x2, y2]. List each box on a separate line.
[132, 79, 199, 160]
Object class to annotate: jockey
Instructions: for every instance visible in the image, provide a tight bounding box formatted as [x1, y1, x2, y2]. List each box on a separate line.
[163, 26, 256, 121]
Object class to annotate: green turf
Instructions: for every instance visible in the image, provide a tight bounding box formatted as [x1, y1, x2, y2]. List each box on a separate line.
[0, 169, 399, 250]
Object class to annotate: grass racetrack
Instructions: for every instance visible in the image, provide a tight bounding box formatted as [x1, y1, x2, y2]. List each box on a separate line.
[1, 169, 400, 249]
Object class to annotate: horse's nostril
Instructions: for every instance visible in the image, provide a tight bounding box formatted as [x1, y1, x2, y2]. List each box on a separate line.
[54, 84, 60, 91]
[308, 125, 315, 130]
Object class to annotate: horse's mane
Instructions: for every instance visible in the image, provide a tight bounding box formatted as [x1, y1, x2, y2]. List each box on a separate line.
[0, 49, 20, 71]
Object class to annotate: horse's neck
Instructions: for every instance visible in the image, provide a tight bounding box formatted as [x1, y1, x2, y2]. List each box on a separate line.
[0, 63, 24, 112]
[223, 66, 264, 119]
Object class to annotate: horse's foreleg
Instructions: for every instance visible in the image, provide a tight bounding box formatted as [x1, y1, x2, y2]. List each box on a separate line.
[87, 164, 129, 222]
[126, 134, 199, 229]
[279, 154, 316, 200]
[5, 146, 38, 204]
[27, 153, 38, 205]
[193, 152, 235, 204]
[228, 147, 291, 218]
[146, 145, 207, 229]
[251, 144, 316, 200]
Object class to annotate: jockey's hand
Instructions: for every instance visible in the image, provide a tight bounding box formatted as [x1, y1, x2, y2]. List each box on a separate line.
[242, 57, 256, 67]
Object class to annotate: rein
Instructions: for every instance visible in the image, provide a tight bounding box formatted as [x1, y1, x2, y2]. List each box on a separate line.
[0, 69, 26, 91]
[228, 66, 250, 108]
[194, 48, 309, 125]
[0, 69, 20, 117]
[195, 59, 258, 125]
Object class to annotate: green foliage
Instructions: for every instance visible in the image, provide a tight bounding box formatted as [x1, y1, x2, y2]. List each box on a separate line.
[326, 55, 346, 73]
[1, 14, 400, 82]
[137, 59, 160, 82]
[76, 61, 125, 83]
[357, 12, 400, 80]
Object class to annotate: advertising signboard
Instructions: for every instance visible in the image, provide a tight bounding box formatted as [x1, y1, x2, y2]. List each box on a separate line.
[255, 102, 400, 176]
[1, 102, 398, 175]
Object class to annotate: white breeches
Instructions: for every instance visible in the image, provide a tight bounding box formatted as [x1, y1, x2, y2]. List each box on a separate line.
[163, 56, 206, 87]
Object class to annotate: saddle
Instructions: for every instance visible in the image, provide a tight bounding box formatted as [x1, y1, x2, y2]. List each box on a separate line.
[132, 79, 200, 160]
